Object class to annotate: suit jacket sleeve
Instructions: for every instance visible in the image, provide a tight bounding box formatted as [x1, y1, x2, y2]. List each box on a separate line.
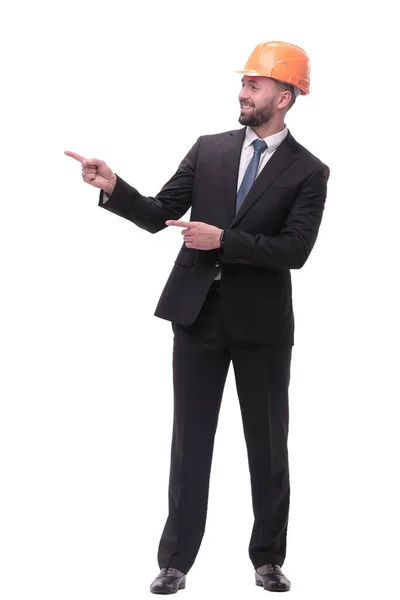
[220, 164, 330, 269]
[98, 139, 200, 234]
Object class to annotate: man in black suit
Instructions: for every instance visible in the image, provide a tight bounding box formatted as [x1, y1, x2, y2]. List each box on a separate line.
[66, 40, 329, 594]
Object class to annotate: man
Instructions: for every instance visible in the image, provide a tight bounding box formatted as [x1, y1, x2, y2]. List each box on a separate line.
[65, 40, 330, 594]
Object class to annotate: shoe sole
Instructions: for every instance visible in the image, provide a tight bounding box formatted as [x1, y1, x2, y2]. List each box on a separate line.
[150, 583, 186, 594]
[256, 579, 290, 592]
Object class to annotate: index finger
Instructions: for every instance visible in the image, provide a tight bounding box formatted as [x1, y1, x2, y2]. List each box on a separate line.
[166, 220, 192, 227]
[64, 150, 86, 163]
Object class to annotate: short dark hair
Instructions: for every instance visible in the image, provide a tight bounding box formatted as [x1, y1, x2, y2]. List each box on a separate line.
[273, 80, 297, 111]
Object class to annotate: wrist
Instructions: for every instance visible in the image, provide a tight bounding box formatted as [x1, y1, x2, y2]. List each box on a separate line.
[105, 174, 117, 196]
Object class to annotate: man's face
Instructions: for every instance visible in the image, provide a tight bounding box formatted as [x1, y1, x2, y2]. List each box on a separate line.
[238, 76, 280, 127]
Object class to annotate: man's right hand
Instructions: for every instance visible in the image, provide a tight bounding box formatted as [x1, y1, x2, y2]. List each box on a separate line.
[64, 151, 117, 196]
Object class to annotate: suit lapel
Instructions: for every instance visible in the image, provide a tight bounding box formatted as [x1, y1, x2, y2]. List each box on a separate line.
[231, 130, 300, 227]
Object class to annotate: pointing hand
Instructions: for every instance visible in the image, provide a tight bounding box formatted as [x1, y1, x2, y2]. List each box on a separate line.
[166, 220, 223, 250]
[64, 151, 117, 195]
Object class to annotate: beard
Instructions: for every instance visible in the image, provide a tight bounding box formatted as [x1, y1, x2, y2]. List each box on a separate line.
[238, 100, 275, 127]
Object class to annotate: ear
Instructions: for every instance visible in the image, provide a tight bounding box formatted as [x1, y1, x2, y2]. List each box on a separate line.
[277, 90, 292, 110]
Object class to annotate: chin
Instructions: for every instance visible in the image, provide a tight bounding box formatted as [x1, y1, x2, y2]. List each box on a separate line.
[239, 115, 253, 126]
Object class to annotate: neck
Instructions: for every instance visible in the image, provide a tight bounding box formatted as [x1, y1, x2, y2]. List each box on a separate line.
[251, 119, 286, 140]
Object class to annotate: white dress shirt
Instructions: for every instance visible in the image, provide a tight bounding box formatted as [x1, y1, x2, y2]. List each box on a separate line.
[237, 125, 288, 190]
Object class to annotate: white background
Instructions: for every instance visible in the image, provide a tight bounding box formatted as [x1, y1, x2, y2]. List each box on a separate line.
[1, 1, 399, 598]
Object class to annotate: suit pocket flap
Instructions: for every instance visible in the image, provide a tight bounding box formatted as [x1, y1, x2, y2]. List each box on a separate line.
[174, 249, 195, 267]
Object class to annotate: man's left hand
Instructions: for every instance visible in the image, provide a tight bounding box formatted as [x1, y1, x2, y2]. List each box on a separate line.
[166, 220, 223, 250]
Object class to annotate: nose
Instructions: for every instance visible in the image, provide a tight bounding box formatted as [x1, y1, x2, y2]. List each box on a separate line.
[239, 87, 247, 100]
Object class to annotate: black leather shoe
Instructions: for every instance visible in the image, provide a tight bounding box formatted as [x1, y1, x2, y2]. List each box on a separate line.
[150, 567, 186, 594]
[255, 564, 291, 592]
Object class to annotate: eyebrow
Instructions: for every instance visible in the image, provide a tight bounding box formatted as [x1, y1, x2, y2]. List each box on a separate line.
[241, 78, 259, 85]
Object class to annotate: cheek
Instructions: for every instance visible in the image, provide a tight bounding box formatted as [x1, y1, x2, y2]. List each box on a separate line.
[257, 92, 268, 104]
[257, 95, 274, 110]
[250, 92, 265, 107]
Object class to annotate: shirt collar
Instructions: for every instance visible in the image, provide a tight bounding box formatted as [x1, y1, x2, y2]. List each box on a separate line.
[244, 125, 288, 151]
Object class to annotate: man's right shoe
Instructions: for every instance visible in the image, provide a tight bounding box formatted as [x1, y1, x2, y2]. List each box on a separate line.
[150, 567, 186, 595]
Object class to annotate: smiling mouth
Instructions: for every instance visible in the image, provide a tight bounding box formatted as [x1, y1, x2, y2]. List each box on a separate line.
[240, 103, 254, 110]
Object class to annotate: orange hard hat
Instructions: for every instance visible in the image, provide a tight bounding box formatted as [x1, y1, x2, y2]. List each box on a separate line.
[236, 41, 311, 95]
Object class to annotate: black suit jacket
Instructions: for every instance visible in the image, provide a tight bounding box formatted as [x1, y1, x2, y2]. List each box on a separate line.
[99, 127, 330, 346]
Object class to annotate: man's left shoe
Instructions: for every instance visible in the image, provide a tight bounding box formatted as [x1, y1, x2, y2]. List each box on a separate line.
[255, 564, 291, 592]
[150, 567, 186, 594]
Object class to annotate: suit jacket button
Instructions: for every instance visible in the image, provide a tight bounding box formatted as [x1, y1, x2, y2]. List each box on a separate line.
[215, 261, 221, 268]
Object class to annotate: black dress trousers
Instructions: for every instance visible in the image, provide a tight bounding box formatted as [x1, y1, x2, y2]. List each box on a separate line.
[157, 281, 292, 574]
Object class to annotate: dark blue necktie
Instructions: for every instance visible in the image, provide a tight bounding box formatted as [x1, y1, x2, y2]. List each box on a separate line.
[236, 139, 268, 214]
